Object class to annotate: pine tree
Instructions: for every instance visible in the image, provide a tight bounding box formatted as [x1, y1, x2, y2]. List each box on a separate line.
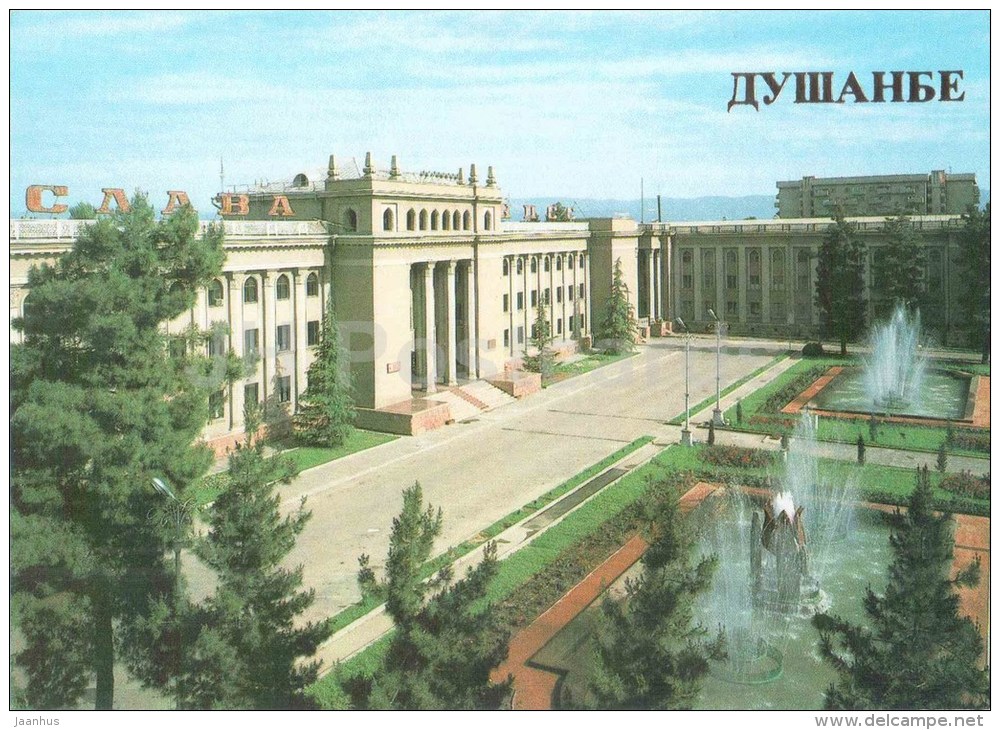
[813, 467, 989, 709]
[585, 490, 724, 709]
[936, 443, 948, 473]
[707, 419, 716, 446]
[10, 196, 224, 709]
[354, 483, 511, 709]
[293, 296, 355, 447]
[598, 258, 639, 355]
[523, 301, 555, 379]
[873, 215, 926, 316]
[857, 434, 866, 465]
[815, 213, 867, 356]
[954, 204, 990, 362]
[189, 405, 332, 708]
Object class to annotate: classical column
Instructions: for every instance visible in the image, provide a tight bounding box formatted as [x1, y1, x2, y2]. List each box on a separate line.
[227, 273, 245, 431]
[572, 254, 580, 338]
[522, 256, 529, 348]
[716, 246, 725, 323]
[738, 250, 748, 326]
[507, 256, 515, 356]
[761, 249, 771, 326]
[692, 248, 702, 322]
[293, 268, 308, 408]
[422, 263, 437, 392]
[464, 261, 477, 379]
[445, 260, 458, 386]
[583, 253, 592, 335]
[651, 250, 660, 321]
[647, 249, 656, 320]
[263, 270, 277, 398]
[547, 254, 556, 339]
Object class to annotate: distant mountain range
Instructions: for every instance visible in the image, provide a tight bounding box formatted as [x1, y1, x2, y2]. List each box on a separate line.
[508, 190, 990, 224]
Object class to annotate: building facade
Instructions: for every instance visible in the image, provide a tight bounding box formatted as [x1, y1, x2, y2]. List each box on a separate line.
[775, 172, 979, 218]
[10, 155, 973, 450]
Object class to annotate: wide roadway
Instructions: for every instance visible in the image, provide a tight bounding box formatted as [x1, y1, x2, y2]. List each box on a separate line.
[265, 337, 780, 626]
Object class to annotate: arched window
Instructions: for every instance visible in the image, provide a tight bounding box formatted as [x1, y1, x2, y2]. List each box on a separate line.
[578, 254, 585, 269]
[452, 211, 461, 230]
[208, 278, 224, 306]
[431, 211, 439, 230]
[344, 208, 358, 232]
[383, 208, 394, 231]
[462, 211, 471, 230]
[556, 256, 563, 271]
[544, 256, 550, 272]
[306, 272, 319, 297]
[726, 250, 739, 290]
[442, 210, 451, 230]
[748, 249, 761, 289]
[243, 276, 259, 303]
[276, 274, 290, 300]
[770, 249, 785, 290]
[406, 209, 416, 231]
[568, 255, 575, 270]
[530, 257, 537, 274]
[484, 211, 493, 230]
[516, 258, 523, 275]
[419, 209, 428, 230]
[502, 259, 509, 276]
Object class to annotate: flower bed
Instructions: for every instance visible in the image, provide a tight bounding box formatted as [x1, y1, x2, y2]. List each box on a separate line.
[698, 445, 776, 470]
[940, 471, 991, 501]
[949, 429, 991, 454]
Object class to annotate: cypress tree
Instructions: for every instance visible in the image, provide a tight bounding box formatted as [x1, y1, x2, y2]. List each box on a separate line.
[11, 197, 224, 708]
[953, 204, 990, 362]
[813, 466, 989, 709]
[815, 213, 867, 356]
[523, 300, 555, 380]
[585, 490, 724, 709]
[293, 296, 355, 447]
[598, 258, 639, 355]
[354, 483, 511, 709]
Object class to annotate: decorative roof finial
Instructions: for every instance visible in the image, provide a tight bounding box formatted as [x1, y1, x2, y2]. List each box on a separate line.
[363, 151, 375, 177]
[390, 155, 400, 179]
[486, 165, 496, 186]
[327, 154, 339, 181]
[457, 167, 465, 185]
[469, 163, 478, 184]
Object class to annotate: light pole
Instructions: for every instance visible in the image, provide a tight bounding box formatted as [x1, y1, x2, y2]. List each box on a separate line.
[150, 477, 194, 711]
[675, 317, 692, 446]
[708, 308, 726, 427]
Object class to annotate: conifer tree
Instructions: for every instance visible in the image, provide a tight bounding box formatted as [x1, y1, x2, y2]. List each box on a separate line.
[598, 258, 639, 355]
[873, 215, 926, 315]
[523, 300, 555, 379]
[585, 489, 724, 709]
[954, 204, 990, 362]
[11, 196, 224, 709]
[813, 466, 989, 709]
[294, 296, 355, 447]
[815, 213, 867, 355]
[354, 483, 511, 709]
[189, 405, 332, 708]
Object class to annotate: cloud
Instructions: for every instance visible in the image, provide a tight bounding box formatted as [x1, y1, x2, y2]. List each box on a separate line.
[12, 10, 193, 41]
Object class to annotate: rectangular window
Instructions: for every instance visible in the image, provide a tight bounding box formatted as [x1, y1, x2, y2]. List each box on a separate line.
[543, 288, 550, 305]
[516, 292, 524, 310]
[307, 320, 320, 346]
[556, 287, 563, 303]
[244, 328, 259, 356]
[516, 326, 524, 344]
[531, 323, 537, 339]
[207, 334, 226, 358]
[580, 313, 585, 331]
[208, 390, 225, 420]
[244, 382, 259, 407]
[578, 283, 585, 299]
[556, 318, 562, 334]
[749, 302, 761, 318]
[503, 329, 510, 348]
[530, 290, 538, 307]
[277, 375, 291, 403]
[702, 251, 716, 289]
[503, 293, 509, 312]
[567, 285, 574, 301]
[276, 324, 291, 352]
[726, 300, 739, 317]
[569, 315, 575, 332]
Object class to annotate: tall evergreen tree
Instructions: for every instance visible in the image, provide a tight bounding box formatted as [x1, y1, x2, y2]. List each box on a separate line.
[523, 300, 556, 379]
[954, 204, 990, 362]
[10, 196, 224, 709]
[188, 405, 332, 708]
[354, 483, 511, 709]
[598, 258, 639, 355]
[293, 296, 356, 446]
[813, 467, 989, 709]
[873, 215, 925, 315]
[585, 490, 724, 709]
[815, 213, 867, 355]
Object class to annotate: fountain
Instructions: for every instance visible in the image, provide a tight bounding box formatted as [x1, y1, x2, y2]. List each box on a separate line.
[863, 304, 928, 413]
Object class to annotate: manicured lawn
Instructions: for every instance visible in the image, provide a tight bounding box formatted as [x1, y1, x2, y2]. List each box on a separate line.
[723, 356, 989, 458]
[188, 429, 397, 509]
[545, 350, 636, 385]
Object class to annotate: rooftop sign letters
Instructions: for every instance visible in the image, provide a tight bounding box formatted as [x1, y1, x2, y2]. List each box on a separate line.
[24, 186, 296, 217]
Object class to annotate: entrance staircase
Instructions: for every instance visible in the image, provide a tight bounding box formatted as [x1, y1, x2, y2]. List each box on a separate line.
[431, 380, 516, 422]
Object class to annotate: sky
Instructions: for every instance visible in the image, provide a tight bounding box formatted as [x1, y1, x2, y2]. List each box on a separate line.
[9, 10, 991, 216]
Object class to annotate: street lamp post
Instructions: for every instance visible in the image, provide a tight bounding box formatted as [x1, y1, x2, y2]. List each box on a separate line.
[150, 477, 194, 711]
[675, 317, 692, 446]
[708, 308, 726, 427]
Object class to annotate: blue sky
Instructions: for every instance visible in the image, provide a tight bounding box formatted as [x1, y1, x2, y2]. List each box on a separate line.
[10, 10, 990, 216]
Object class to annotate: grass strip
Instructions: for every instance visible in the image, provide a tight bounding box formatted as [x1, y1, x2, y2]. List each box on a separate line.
[322, 434, 654, 637]
[668, 353, 789, 425]
[544, 350, 637, 386]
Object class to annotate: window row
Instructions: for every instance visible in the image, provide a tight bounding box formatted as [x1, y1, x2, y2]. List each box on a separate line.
[173, 321, 322, 360]
[391, 208, 493, 232]
[502, 285, 585, 312]
[208, 377, 288, 422]
[502, 253, 586, 276]
[501, 314, 586, 348]
[680, 249, 805, 293]
[207, 272, 321, 307]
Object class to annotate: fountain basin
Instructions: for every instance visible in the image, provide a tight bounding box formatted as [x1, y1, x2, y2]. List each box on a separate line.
[810, 367, 974, 421]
